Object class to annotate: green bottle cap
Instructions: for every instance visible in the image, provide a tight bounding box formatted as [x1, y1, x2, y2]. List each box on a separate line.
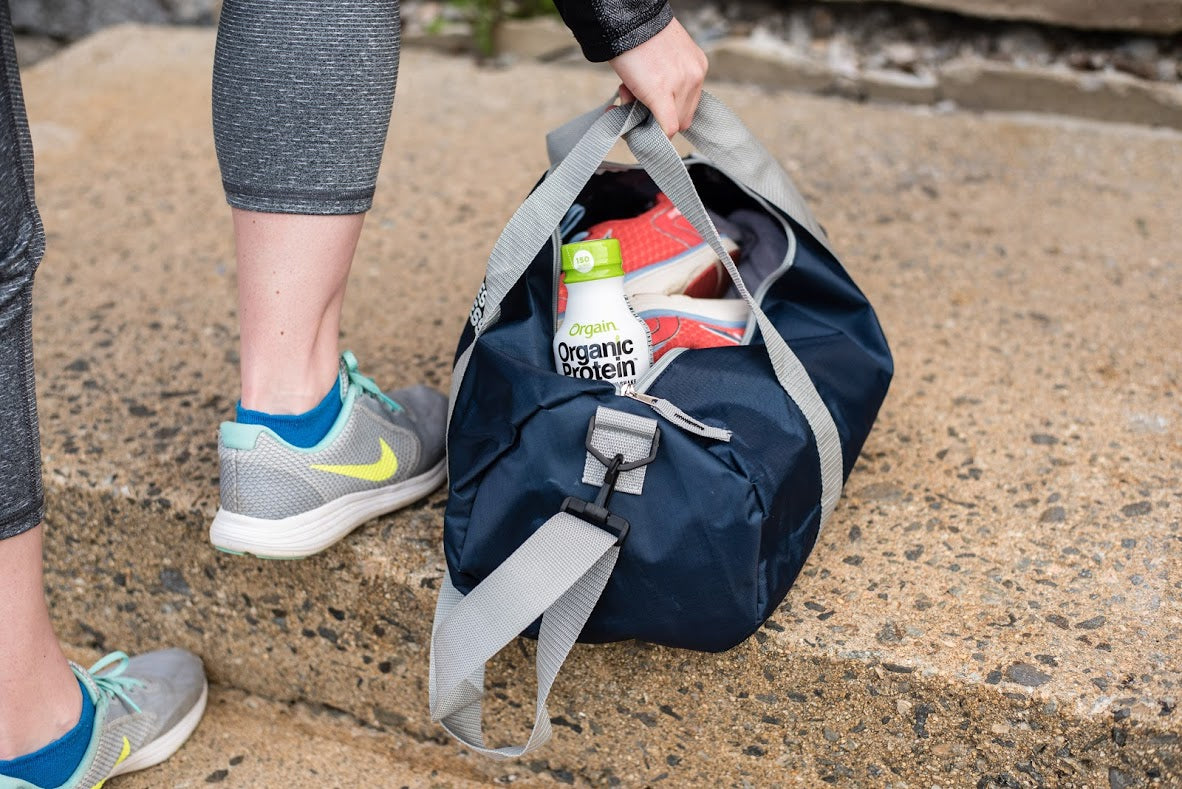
[561, 239, 623, 284]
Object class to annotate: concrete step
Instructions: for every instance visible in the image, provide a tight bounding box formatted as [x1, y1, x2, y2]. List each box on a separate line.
[124, 686, 482, 788]
[23, 25, 1182, 787]
[63, 646, 491, 788]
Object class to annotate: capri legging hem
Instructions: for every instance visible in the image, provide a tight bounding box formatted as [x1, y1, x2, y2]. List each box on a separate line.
[0, 494, 43, 541]
[213, 0, 400, 217]
[222, 183, 376, 216]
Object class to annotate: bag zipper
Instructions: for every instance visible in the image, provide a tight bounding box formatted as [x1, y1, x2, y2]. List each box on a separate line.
[619, 350, 732, 442]
[620, 384, 732, 442]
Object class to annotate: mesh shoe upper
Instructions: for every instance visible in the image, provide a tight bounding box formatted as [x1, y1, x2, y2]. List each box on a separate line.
[557, 192, 738, 314]
[7, 650, 207, 789]
[218, 354, 447, 521]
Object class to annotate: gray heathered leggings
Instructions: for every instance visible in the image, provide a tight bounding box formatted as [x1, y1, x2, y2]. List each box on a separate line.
[1, 0, 402, 540]
[0, 1, 45, 541]
[213, 0, 401, 214]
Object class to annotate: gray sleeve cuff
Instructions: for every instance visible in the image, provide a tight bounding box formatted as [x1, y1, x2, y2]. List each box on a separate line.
[556, 1, 674, 63]
[597, 2, 673, 62]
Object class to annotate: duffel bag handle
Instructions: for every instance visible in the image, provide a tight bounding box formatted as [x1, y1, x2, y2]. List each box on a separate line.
[545, 89, 833, 256]
[452, 93, 842, 525]
[622, 113, 844, 526]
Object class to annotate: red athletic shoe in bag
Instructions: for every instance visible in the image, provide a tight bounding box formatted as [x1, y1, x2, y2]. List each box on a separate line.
[557, 192, 740, 314]
[627, 294, 749, 361]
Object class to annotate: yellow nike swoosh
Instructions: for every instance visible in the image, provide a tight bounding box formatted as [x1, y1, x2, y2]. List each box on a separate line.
[309, 438, 398, 482]
[91, 737, 131, 788]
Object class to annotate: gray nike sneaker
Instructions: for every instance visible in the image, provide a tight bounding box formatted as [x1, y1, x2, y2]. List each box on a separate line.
[209, 351, 447, 559]
[0, 650, 208, 789]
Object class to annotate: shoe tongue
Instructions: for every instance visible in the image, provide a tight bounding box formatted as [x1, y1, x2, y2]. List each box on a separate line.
[337, 361, 351, 401]
[71, 662, 101, 704]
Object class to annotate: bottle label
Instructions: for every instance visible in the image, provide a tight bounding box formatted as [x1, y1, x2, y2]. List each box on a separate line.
[566, 320, 617, 337]
[555, 336, 639, 381]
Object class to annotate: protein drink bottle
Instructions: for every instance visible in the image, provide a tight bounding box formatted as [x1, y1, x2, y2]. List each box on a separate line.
[553, 239, 652, 388]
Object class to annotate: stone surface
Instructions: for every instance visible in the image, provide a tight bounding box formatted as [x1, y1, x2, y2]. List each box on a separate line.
[493, 17, 578, 61]
[858, 68, 940, 104]
[64, 677, 495, 787]
[941, 59, 1182, 128]
[67, 643, 494, 786]
[708, 35, 837, 94]
[681, 1, 1182, 98]
[22, 26, 1182, 786]
[9, 0, 217, 39]
[818, 0, 1182, 35]
[707, 34, 1182, 130]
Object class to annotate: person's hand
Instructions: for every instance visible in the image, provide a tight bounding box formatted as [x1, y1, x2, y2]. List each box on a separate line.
[609, 18, 707, 138]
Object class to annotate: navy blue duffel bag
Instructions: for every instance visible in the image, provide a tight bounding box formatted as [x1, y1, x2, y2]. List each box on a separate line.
[430, 93, 893, 757]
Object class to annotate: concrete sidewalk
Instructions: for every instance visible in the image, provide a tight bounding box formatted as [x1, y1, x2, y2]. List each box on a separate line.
[21, 25, 1182, 787]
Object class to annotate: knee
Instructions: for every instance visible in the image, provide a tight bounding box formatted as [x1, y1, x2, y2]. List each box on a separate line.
[0, 213, 43, 288]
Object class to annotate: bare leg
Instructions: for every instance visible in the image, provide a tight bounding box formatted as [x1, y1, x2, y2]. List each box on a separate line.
[213, 0, 399, 414]
[0, 526, 80, 759]
[233, 210, 363, 414]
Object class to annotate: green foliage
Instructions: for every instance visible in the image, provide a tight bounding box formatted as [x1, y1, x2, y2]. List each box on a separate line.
[443, 0, 557, 58]
[505, 0, 557, 20]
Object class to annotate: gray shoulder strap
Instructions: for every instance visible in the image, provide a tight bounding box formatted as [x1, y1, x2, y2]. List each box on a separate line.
[430, 512, 620, 758]
[431, 408, 658, 757]
[621, 117, 844, 526]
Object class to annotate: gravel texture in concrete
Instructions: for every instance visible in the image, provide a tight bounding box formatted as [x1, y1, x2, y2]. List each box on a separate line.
[61, 645, 492, 789]
[20, 25, 1182, 786]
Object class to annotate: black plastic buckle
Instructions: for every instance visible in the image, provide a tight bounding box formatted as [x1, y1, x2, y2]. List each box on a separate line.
[560, 417, 660, 547]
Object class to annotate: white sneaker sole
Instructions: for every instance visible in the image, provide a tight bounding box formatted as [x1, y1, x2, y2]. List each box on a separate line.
[209, 459, 447, 559]
[622, 238, 740, 297]
[110, 680, 209, 777]
[627, 293, 752, 325]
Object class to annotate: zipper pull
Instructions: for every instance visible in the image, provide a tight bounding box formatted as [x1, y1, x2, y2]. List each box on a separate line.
[621, 386, 732, 442]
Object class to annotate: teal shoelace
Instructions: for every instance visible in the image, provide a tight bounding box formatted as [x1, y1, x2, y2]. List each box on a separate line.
[342, 350, 402, 413]
[87, 652, 144, 714]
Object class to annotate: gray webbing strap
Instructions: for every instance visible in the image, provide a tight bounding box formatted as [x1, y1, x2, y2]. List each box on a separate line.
[620, 115, 844, 525]
[582, 406, 659, 495]
[447, 102, 645, 428]
[455, 96, 842, 518]
[545, 90, 832, 256]
[430, 512, 619, 758]
[431, 409, 657, 757]
[679, 91, 832, 254]
[545, 95, 616, 169]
